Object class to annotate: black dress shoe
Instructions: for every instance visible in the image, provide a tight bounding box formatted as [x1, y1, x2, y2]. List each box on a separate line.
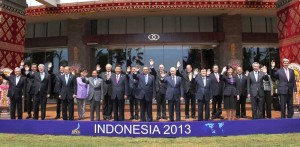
[54, 116, 60, 119]
[26, 115, 31, 119]
[217, 116, 224, 119]
[129, 116, 134, 120]
[236, 115, 240, 118]
[156, 116, 161, 120]
[185, 116, 189, 119]
[162, 116, 167, 119]
[241, 115, 246, 118]
[134, 115, 139, 120]
[191, 115, 196, 119]
[212, 116, 217, 119]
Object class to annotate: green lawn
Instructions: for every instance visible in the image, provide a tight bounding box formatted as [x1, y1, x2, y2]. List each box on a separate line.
[0, 133, 299, 147]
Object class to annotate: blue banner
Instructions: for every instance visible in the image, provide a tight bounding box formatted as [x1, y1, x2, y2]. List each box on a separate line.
[0, 119, 300, 137]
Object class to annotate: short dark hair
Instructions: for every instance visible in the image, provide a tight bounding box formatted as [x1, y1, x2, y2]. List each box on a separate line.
[80, 68, 87, 73]
[31, 63, 37, 66]
[115, 65, 122, 69]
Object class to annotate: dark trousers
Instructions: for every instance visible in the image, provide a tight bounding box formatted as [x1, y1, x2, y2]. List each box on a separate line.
[90, 98, 100, 121]
[62, 98, 74, 120]
[198, 98, 210, 121]
[236, 95, 246, 117]
[262, 91, 272, 118]
[25, 92, 34, 116]
[10, 98, 22, 119]
[251, 95, 264, 119]
[168, 99, 180, 121]
[212, 95, 222, 117]
[279, 94, 294, 118]
[113, 98, 125, 121]
[54, 93, 61, 117]
[140, 98, 152, 122]
[102, 93, 112, 119]
[33, 92, 47, 120]
[185, 91, 195, 117]
[156, 92, 166, 118]
[129, 95, 139, 117]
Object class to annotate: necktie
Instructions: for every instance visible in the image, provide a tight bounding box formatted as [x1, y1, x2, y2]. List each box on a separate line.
[145, 75, 148, 84]
[203, 77, 206, 87]
[215, 73, 219, 82]
[94, 78, 97, 85]
[285, 68, 290, 81]
[188, 73, 192, 81]
[65, 74, 69, 84]
[254, 72, 258, 81]
[172, 76, 176, 85]
[16, 76, 20, 85]
[40, 72, 44, 81]
[116, 75, 119, 84]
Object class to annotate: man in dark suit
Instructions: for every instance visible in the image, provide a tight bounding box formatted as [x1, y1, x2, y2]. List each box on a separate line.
[96, 64, 113, 120]
[0, 67, 26, 119]
[194, 68, 213, 121]
[20, 61, 37, 119]
[126, 66, 139, 120]
[271, 59, 297, 118]
[110, 65, 128, 121]
[162, 67, 184, 121]
[176, 63, 196, 119]
[58, 66, 77, 120]
[247, 62, 269, 119]
[25, 64, 51, 120]
[209, 65, 225, 119]
[236, 66, 248, 118]
[133, 66, 156, 122]
[49, 65, 65, 119]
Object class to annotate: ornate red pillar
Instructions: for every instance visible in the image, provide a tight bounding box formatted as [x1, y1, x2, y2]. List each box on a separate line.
[277, 0, 300, 64]
[0, 0, 27, 69]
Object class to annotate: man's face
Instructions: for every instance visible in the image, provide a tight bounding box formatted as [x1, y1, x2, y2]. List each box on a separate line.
[38, 66, 44, 72]
[252, 64, 259, 71]
[143, 67, 149, 74]
[64, 67, 70, 74]
[201, 69, 207, 77]
[213, 66, 218, 73]
[31, 65, 37, 72]
[115, 67, 121, 74]
[92, 71, 97, 77]
[59, 66, 64, 73]
[131, 67, 136, 73]
[159, 65, 164, 72]
[170, 68, 176, 76]
[283, 61, 289, 68]
[186, 65, 192, 73]
[15, 69, 21, 76]
[237, 67, 243, 74]
[106, 65, 112, 72]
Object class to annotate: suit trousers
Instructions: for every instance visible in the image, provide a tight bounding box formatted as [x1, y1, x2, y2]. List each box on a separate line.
[250, 95, 264, 119]
[279, 94, 294, 118]
[102, 93, 112, 119]
[10, 98, 22, 119]
[77, 98, 87, 120]
[140, 98, 153, 122]
[113, 98, 125, 121]
[168, 99, 181, 121]
[262, 91, 272, 118]
[236, 95, 246, 117]
[25, 92, 34, 116]
[90, 97, 100, 121]
[54, 93, 61, 117]
[156, 92, 166, 118]
[185, 91, 195, 117]
[198, 98, 210, 121]
[62, 97, 74, 120]
[33, 92, 47, 120]
[212, 95, 222, 117]
[129, 95, 139, 117]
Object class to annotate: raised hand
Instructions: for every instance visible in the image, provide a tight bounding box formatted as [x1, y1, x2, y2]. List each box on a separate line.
[48, 62, 52, 69]
[193, 68, 199, 76]
[96, 64, 101, 71]
[20, 60, 24, 67]
[207, 69, 211, 75]
[149, 59, 154, 67]
[176, 61, 181, 68]
[126, 66, 131, 73]
[245, 70, 249, 76]
[262, 66, 267, 73]
[221, 67, 227, 75]
[271, 60, 275, 67]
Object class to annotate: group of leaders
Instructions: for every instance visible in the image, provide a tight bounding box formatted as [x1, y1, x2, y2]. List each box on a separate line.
[0, 58, 297, 122]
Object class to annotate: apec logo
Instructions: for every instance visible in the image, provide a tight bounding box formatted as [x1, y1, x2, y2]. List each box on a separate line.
[71, 123, 81, 135]
[148, 34, 160, 41]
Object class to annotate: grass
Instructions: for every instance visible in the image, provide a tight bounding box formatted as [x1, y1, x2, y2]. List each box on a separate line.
[0, 133, 299, 147]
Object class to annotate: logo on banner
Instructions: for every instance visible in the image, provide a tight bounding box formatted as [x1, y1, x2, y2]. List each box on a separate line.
[71, 123, 81, 135]
[205, 122, 225, 134]
[148, 34, 160, 41]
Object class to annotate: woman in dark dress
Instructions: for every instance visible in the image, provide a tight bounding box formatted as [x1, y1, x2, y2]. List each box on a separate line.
[222, 66, 240, 120]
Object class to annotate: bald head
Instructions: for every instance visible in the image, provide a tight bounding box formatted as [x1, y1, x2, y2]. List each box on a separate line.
[170, 67, 176, 76]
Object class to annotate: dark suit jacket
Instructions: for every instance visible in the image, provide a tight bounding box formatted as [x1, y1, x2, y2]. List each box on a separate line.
[194, 76, 213, 101]
[271, 68, 297, 95]
[236, 74, 248, 96]
[247, 71, 269, 98]
[58, 74, 77, 100]
[21, 68, 35, 94]
[110, 73, 129, 100]
[222, 75, 240, 96]
[162, 76, 184, 101]
[1, 73, 26, 100]
[127, 73, 138, 96]
[133, 73, 156, 102]
[209, 73, 223, 96]
[97, 71, 112, 96]
[176, 69, 196, 94]
[26, 72, 51, 97]
[155, 72, 167, 94]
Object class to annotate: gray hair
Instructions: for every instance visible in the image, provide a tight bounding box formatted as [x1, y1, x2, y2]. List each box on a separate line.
[282, 58, 289, 63]
[106, 64, 112, 68]
[38, 64, 45, 68]
[252, 62, 260, 66]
